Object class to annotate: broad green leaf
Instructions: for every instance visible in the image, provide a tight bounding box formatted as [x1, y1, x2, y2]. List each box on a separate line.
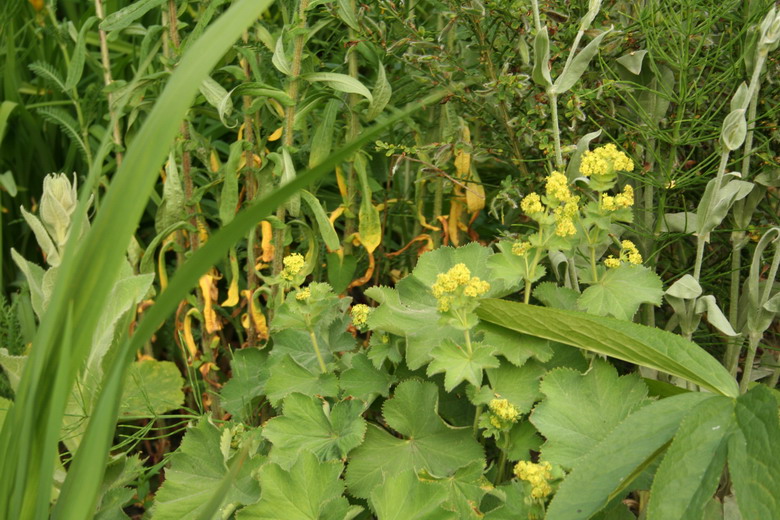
[237, 451, 360, 520]
[302, 73, 373, 102]
[0, 349, 26, 393]
[366, 62, 392, 121]
[9, 249, 46, 318]
[100, 0, 166, 31]
[301, 190, 340, 251]
[370, 470, 456, 520]
[345, 380, 484, 498]
[354, 155, 381, 254]
[418, 460, 488, 519]
[119, 360, 184, 417]
[546, 393, 715, 520]
[427, 340, 500, 392]
[729, 385, 780, 520]
[483, 481, 533, 520]
[220, 348, 268, 423]
[95, 454, 144, 520]
[199, 76, 234, 126]
[486, 361, 545, 415]
[577, 265, 663, 320]
[219, 140, 243, 226]
[696, 174, 753, 241]
[504, 420, 543, 461]
[487, 241, 546, 288]
[616, 50, 648, 75]
[272, 34, 291, 75]
[340, 353, 395, 401]
[647, 396, 734, 520]
[531, 28, 552, 87]
[476, 322, 554, 366]
[262, 394, 366, 468]
[531, 360, 650, 468]
[326, 253, 357, 294]
[552, 27, 613, 94]
[152, 419, 263, 519]
[19, 206, 60, 268]
[265, 355, 340, 406]
[720, 109, 747, 151]
[533, 282, 579, 311]
[336, 0, 359, 31]
[476, 300, 739, 397]
[308, 100, 340, 169]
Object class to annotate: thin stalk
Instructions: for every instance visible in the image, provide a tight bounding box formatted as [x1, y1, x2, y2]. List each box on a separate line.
[530, 0, 541, 32]
[94, 0, 124, 166]
[495, 443, 507, 485]
[549, 91, 563, 169]
[739, 333, 761, 394]
[309, 329, 327, 374]
[473, 404, 483, 435]
[589, 246, 599, 283]
[343, 0, 360, 255]
[463, 329, 473, 355]
[694, 150, 730, 281]
[524, 279, 532, 304]
[641, 138, 657, 327]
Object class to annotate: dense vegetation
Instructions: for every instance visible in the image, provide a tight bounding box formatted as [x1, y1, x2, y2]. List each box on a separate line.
[0, 0, 778, 518]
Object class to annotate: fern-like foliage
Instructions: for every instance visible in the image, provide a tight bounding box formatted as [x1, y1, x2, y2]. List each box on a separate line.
[36, 106, 88, 161]
[28, 60, 68, 95]
[0, 295, 25, 400]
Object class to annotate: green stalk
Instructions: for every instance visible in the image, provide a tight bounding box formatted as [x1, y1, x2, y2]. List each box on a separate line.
[343, 0, 360, 254]
[739, 333, 762, 394]
[94, 0, 124, 166]
[693, 150, 730, 281]
[309, 329, 327, 374]
[549, 91, 563, 170]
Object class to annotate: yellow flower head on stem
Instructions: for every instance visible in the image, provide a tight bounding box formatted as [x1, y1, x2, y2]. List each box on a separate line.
[280, 252, 305, 281]
[579, 143, 634, 177]
[431, 263, 491, 312]
[295, 287, 311, 300]
[520, 192, 544, 215]
[514, 461, 553, 499]
[351, 304, 372, 328]
[512, 241, 532, 256]
[545, 170, 572, 203]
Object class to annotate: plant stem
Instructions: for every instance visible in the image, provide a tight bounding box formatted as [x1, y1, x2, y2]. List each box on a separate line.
[343, 0, 360, 255]
[495, 442, 507, 485]
[94, 0, 124, 166]
[589, 246, 599, 283]
[739, 333, 761, 394]
[693, 237, 705, 281]
[309, 329, 328, 374]
[549, 91, 563, 170]
[524, 279, 532, 304]
[473, 404, 483, 435]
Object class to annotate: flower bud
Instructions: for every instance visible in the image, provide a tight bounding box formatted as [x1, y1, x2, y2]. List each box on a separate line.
[40, 173, 78, 247]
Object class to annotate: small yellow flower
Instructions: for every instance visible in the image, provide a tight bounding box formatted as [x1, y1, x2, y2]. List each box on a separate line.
[554, 216, 576, 237]
[604, 256, 621, 269]
[351, 304, 372, 328]
[520, 192, 544, 215]
[621, 240, 642, 265]
[514, 461, 553, 499]
[600, 195, 617, 211]
[580, 143, 634, 177]
[280, 253, 305, 281]
[430, 263, 491, 312]
[295, 287, 311, 300]
[614, 185, 634, 208]
[489, 398, 520, 424]
[463, 277, 490, 297]
[512, 241, 532, 256]
[545, 171, 572, 203]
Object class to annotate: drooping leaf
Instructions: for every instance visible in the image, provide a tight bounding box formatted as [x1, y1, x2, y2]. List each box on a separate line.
[546, 392, 715, 520]
[308, 100, 340, 169]
[647, 396, 734, 520]
[366, 62, 392, 121]
[531, 360, 650, 468]
[552, 27, 613, 94]
[345, 380, 484, 498]
[303, 73, 373, 102]
[237, 451, 361, 520]
[577, 265, 663, 320]
[100, 0, 166, 32]
[262, 393, 366, 468]
[427, 340, 500, 392]
[476, 300, 739, 397]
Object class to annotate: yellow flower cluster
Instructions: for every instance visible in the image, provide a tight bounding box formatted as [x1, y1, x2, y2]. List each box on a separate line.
[514, 461, 553, 499]
[545, 171, 572, 203]
[488, 398, 520, 429]
[512, 241, 532, 256]
[600, 185, 634, 211]
[431, 263, 490, 312]
[280, 253, 305, 281]
[351, 304, 372, 328]
[579, 144, 634, 177]
[604, 239, 643, 268]
[554, 213, 577, 237]
[295, 287, 311, 300]
[520, 193, 544, 215]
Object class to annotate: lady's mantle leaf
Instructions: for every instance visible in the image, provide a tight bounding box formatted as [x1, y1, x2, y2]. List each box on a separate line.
[577, 265, 663, 320]
[119, 360, 184, 417]
[237, 451, 362, 520]
[370, 470, 456, 520]
[262, 394, 366, 469]
[265, 355, 339, 406]
[345, 380, 484, 498]
[427, 340, 500, 391]
[152, 419, 263, 519]
[531, 360, 650, 468]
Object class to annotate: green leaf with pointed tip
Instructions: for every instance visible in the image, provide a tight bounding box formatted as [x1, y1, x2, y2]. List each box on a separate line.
[427, 340, 499, 392]
[476, 300, 739, 397]
[326, 253, 357, 294]
[418, 460, 488, 519]
[220, 348, 268, 423]
[303, 73, 373, 102]
[577, 265, 663, 320]
[237, 451, 361, 520]
[265, 355, 340, 406]
[532, 28, 553, 87]
[370, 470, 457, 520]
[340, 353, 395, 401]
[152, 419, 263, 519]
[729, 385, 780, 520]
[119, 359, 184, 417]
[552, 27, 613, 94]
[531, 360, 650, 468]
[647, 396, 734, 520]
[100, 0, 165, 31]
[302, 190, 341, 251]
[262, 394, 366, 468]
[545, 392, 714, 520]
[486, 360, 545, 416]
[504, 420, 543, 461]
[345, 380, 484, 498]
[533, 282, 579, 311]
[483, 481, 534, 520]
[366, 62, 392, 121]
